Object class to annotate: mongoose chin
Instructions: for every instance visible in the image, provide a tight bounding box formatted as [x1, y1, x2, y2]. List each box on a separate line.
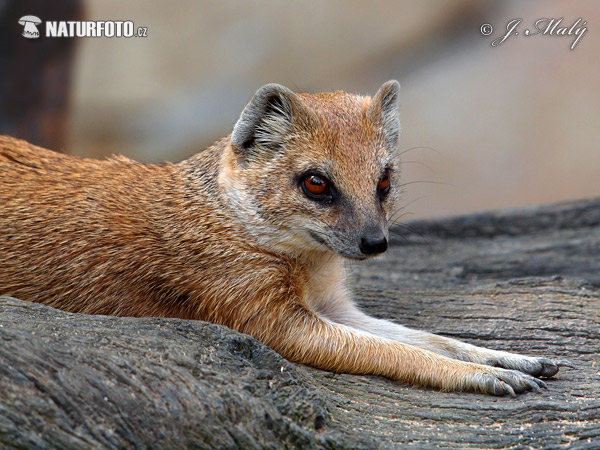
[0, 81, 573, 395]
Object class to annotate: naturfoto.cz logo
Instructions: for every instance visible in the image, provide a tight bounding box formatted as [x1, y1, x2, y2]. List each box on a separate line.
[18, 16, 148, 39]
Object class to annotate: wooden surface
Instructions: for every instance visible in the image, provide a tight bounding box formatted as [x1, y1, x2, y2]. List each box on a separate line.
[1, 198, 599, 449]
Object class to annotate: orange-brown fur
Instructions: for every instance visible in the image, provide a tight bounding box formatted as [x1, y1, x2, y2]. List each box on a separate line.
[0, 82, 570, 395]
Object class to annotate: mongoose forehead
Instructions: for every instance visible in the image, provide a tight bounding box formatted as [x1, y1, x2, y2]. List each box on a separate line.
[297, 91, 391, 201]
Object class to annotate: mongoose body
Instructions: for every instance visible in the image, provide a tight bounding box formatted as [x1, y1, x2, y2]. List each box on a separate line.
[0, 82, 571, 395]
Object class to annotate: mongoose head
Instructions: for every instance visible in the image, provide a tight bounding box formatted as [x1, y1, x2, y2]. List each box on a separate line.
[219, 81, 401, 261]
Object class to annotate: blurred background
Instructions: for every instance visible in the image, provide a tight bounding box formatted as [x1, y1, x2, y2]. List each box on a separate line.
[1, 0, 598, 219]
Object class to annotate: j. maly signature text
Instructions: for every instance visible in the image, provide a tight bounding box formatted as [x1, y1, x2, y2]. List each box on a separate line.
[492, 18, 587, 50]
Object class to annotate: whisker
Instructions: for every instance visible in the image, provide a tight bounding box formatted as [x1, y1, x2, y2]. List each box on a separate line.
[389, 213, 421, 227]
[391, 222, 430, 242]
[397, 146, 441, 157]
[398, 180, 454, 189]
[390, 211, 415, 224]
[398, 160, 434, 171]
[390, 196, 428, 217]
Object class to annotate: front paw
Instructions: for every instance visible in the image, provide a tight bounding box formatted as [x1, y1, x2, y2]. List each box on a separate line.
[483, 354, 574, 378]
[467, 366, 548, 396]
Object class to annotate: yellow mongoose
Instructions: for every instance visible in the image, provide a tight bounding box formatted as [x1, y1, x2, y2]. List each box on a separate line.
[0, 81, 571, 396]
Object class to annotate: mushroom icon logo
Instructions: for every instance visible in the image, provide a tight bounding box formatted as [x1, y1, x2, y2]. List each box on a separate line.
[19, 16, 42, 39]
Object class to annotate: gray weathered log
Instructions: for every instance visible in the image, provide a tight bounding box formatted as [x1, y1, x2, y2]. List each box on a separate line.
[1, 198, 600, 449]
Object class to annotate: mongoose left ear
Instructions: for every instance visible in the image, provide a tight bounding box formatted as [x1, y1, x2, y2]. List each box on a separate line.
[231, 84, 318, 162]
[367, 80, 401, 148]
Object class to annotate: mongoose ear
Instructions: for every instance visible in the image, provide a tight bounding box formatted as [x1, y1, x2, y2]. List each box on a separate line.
[367, 80, 401, 148]
[231, 84, 317, 161]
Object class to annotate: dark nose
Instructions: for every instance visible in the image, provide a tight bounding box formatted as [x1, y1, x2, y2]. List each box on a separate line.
[359, 229, 388, 255]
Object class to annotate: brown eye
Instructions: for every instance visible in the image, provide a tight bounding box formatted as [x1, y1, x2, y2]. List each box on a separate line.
[304, 175, 327, 195]
[301, 173, 333, 202]
[378, 170, 391, 196]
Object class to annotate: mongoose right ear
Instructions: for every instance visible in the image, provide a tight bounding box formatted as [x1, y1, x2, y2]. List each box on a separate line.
[231, 84, 317, 162]
[367, 80, 401, 149]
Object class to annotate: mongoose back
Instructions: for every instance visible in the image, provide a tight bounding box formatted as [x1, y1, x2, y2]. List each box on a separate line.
[0, 81, 572, 395]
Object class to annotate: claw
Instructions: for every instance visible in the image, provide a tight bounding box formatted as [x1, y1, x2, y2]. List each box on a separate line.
[525, 377, 543, 393]
[492, 379, 516, 397]
[556, 360, 575, 369]
[503, 381, 516, 397]
[510, 378, 527, 394]
[538, 358, 575, 378]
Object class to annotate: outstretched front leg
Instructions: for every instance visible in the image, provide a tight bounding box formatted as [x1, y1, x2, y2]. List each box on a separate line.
[236, 298, 548, 396]
[322, 302, 573, 379]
